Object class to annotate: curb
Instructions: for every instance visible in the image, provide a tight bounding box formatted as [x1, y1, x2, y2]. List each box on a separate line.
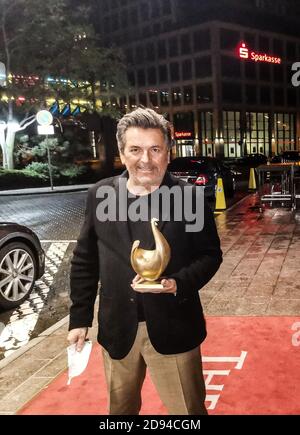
[0, 185, 92, 196]
[0, 315, 69, 370]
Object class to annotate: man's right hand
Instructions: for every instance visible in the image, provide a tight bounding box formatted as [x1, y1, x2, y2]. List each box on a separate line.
[67, 327, 88, 352]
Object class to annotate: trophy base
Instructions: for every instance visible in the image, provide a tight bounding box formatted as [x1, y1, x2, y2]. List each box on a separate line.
[133, 280, 163, 291]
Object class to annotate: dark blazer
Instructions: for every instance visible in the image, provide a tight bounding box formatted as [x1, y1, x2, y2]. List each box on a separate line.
[69, 171, 222, 359]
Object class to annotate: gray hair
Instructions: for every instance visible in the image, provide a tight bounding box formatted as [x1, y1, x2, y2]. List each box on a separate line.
[116, 107, 172, 153]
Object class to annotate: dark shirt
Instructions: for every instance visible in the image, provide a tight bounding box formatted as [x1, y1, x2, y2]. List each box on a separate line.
[127, 192, 156, 322]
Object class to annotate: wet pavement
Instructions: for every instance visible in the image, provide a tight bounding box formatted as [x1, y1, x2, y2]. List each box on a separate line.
[203, 195, 300, 316]
[0, 191, 86, 240]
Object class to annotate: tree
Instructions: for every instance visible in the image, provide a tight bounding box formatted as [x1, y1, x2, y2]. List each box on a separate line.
[0, 0, 127, 169]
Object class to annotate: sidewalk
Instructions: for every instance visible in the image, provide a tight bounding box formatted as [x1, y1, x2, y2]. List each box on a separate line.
[0, 193, 300, 414]
[0, 184, 92, 196]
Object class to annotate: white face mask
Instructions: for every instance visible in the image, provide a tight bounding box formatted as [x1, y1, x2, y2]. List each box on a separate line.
[67, 340, 92, 385]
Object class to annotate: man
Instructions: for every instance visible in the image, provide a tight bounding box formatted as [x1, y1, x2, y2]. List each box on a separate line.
[68, 107, 222, 415]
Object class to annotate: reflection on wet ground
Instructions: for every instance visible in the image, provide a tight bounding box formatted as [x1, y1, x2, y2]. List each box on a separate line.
[202, 193, 300, 316]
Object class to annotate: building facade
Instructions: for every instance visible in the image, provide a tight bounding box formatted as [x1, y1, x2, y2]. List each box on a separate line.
[96, 0, 300, 158]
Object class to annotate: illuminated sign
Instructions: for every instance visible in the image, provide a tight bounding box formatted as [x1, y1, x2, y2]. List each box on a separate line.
[174, 131, 192, 138]
[36, 110, 53, 126]
[238, 42, 281, 64]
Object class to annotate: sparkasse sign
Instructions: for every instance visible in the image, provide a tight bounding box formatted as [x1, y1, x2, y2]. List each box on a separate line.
[238, 42, 281, 64]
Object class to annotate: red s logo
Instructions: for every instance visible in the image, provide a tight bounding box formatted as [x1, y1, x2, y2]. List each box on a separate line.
[239, 43, 249, 59]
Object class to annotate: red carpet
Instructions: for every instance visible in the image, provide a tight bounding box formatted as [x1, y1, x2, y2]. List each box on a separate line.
[18, 317, 300, 415]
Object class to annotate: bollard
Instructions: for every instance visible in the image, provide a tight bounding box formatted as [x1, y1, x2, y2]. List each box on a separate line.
[215, 178, 226, 211]
[248, 167, 257, 190]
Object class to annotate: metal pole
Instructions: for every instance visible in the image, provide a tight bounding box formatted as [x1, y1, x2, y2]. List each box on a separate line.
[46, 134, 54, 191]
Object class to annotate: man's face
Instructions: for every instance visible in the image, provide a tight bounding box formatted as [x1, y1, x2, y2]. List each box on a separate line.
[120, 127, 169, 189]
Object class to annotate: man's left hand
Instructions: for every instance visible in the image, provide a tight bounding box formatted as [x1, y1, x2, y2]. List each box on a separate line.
[131, 274, 177, 294]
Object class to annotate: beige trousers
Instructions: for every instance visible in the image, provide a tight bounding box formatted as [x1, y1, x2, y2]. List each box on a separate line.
[102, 322, 207, 415]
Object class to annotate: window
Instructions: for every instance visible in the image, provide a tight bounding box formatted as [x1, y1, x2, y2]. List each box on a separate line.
[159, 64, 168, 83]
[222, 82, 242, 103]
[245, 62, 257, 80]
[140, 2, 149, 21]
[287, 88, 297, 107]
[137, 69, 146, 86]
[151, 0, 160, 18]
[198, 111, 214, 156]
[139, 93, 147, 106]
[286, 42, 296, 61]
[129, 8, 138, 25]
[129, 95, 136, 109]
[274, 113, 295, 152]
[120, 9, 128, 28]
[149, 90, 158, 107]
[125, 48, 133, 64]
[127, 71, 135, 87]
[162, 0, 171, 15]
[195, 56, 212, 78]
[193, 29, 210, 51]
[182, 59, 192, 81]
[244, 33, 256, 49]
[196, 84, 213, 103]
[119, 96, 126, 111]
[223, 111, 241, 158]
[147, 67, 157, 85]
[259, 63, 270, 81]
[142, 26, 151, 38]
[273, 65, 284, 83]
[260, 87, 271, 105]
[246, 84, 257, 104]
[183, 86, 193, 105]
[259, 36, 269, 51]
[160, 90, 169, 106]
[174, 112, 194, 135]
[111, 14, 119, 31]
[180, 34, 191, 55]
[170, 62, 180, 82]
[220, 29, 240, 50]
[168, 37, 178, 57]
[273, 39, 283, 56]
[221, 56, 240, 78]
[146, 42, 155, 62]
[153, 23, 161, 34]
[274, 88, 284, 106]
[158, 40, 167, 59]
[172, 88, 182, 105]
[135, 45, 144, 64]
[245, 112, 269, 155]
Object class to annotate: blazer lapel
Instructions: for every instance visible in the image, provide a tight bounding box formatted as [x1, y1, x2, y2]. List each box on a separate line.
[113, 171, 133, 264]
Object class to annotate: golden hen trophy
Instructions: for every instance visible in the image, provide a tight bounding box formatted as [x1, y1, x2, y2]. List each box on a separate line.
[130, 217, 171, 290]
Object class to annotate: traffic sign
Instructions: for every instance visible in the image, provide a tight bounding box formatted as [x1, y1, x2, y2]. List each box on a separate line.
[37, 125, 54, 135]
[36, 110, 53, 126]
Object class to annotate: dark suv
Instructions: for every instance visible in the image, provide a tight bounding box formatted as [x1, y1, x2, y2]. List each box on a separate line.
[168, 156, 235, 198]
[0, 223, 45, 309]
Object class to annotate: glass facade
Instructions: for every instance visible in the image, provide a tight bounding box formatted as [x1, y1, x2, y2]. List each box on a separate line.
[223, 111, 242, 157]
[274, 113, 295, 154]
[245, 112, 269, 155]
[198, 111, 214, 156]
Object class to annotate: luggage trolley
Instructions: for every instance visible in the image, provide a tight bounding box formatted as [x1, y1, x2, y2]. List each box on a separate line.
[256, 163, 296, 212]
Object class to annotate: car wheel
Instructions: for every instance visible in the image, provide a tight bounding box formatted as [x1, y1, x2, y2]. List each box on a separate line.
[0, 242, 37, 309]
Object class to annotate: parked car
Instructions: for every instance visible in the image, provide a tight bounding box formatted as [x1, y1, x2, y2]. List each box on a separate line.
[168, 156, 235, 198]
[271, 151, 300, 163]
[0, 223, 45, 309]
[238, 153, 268, 167]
